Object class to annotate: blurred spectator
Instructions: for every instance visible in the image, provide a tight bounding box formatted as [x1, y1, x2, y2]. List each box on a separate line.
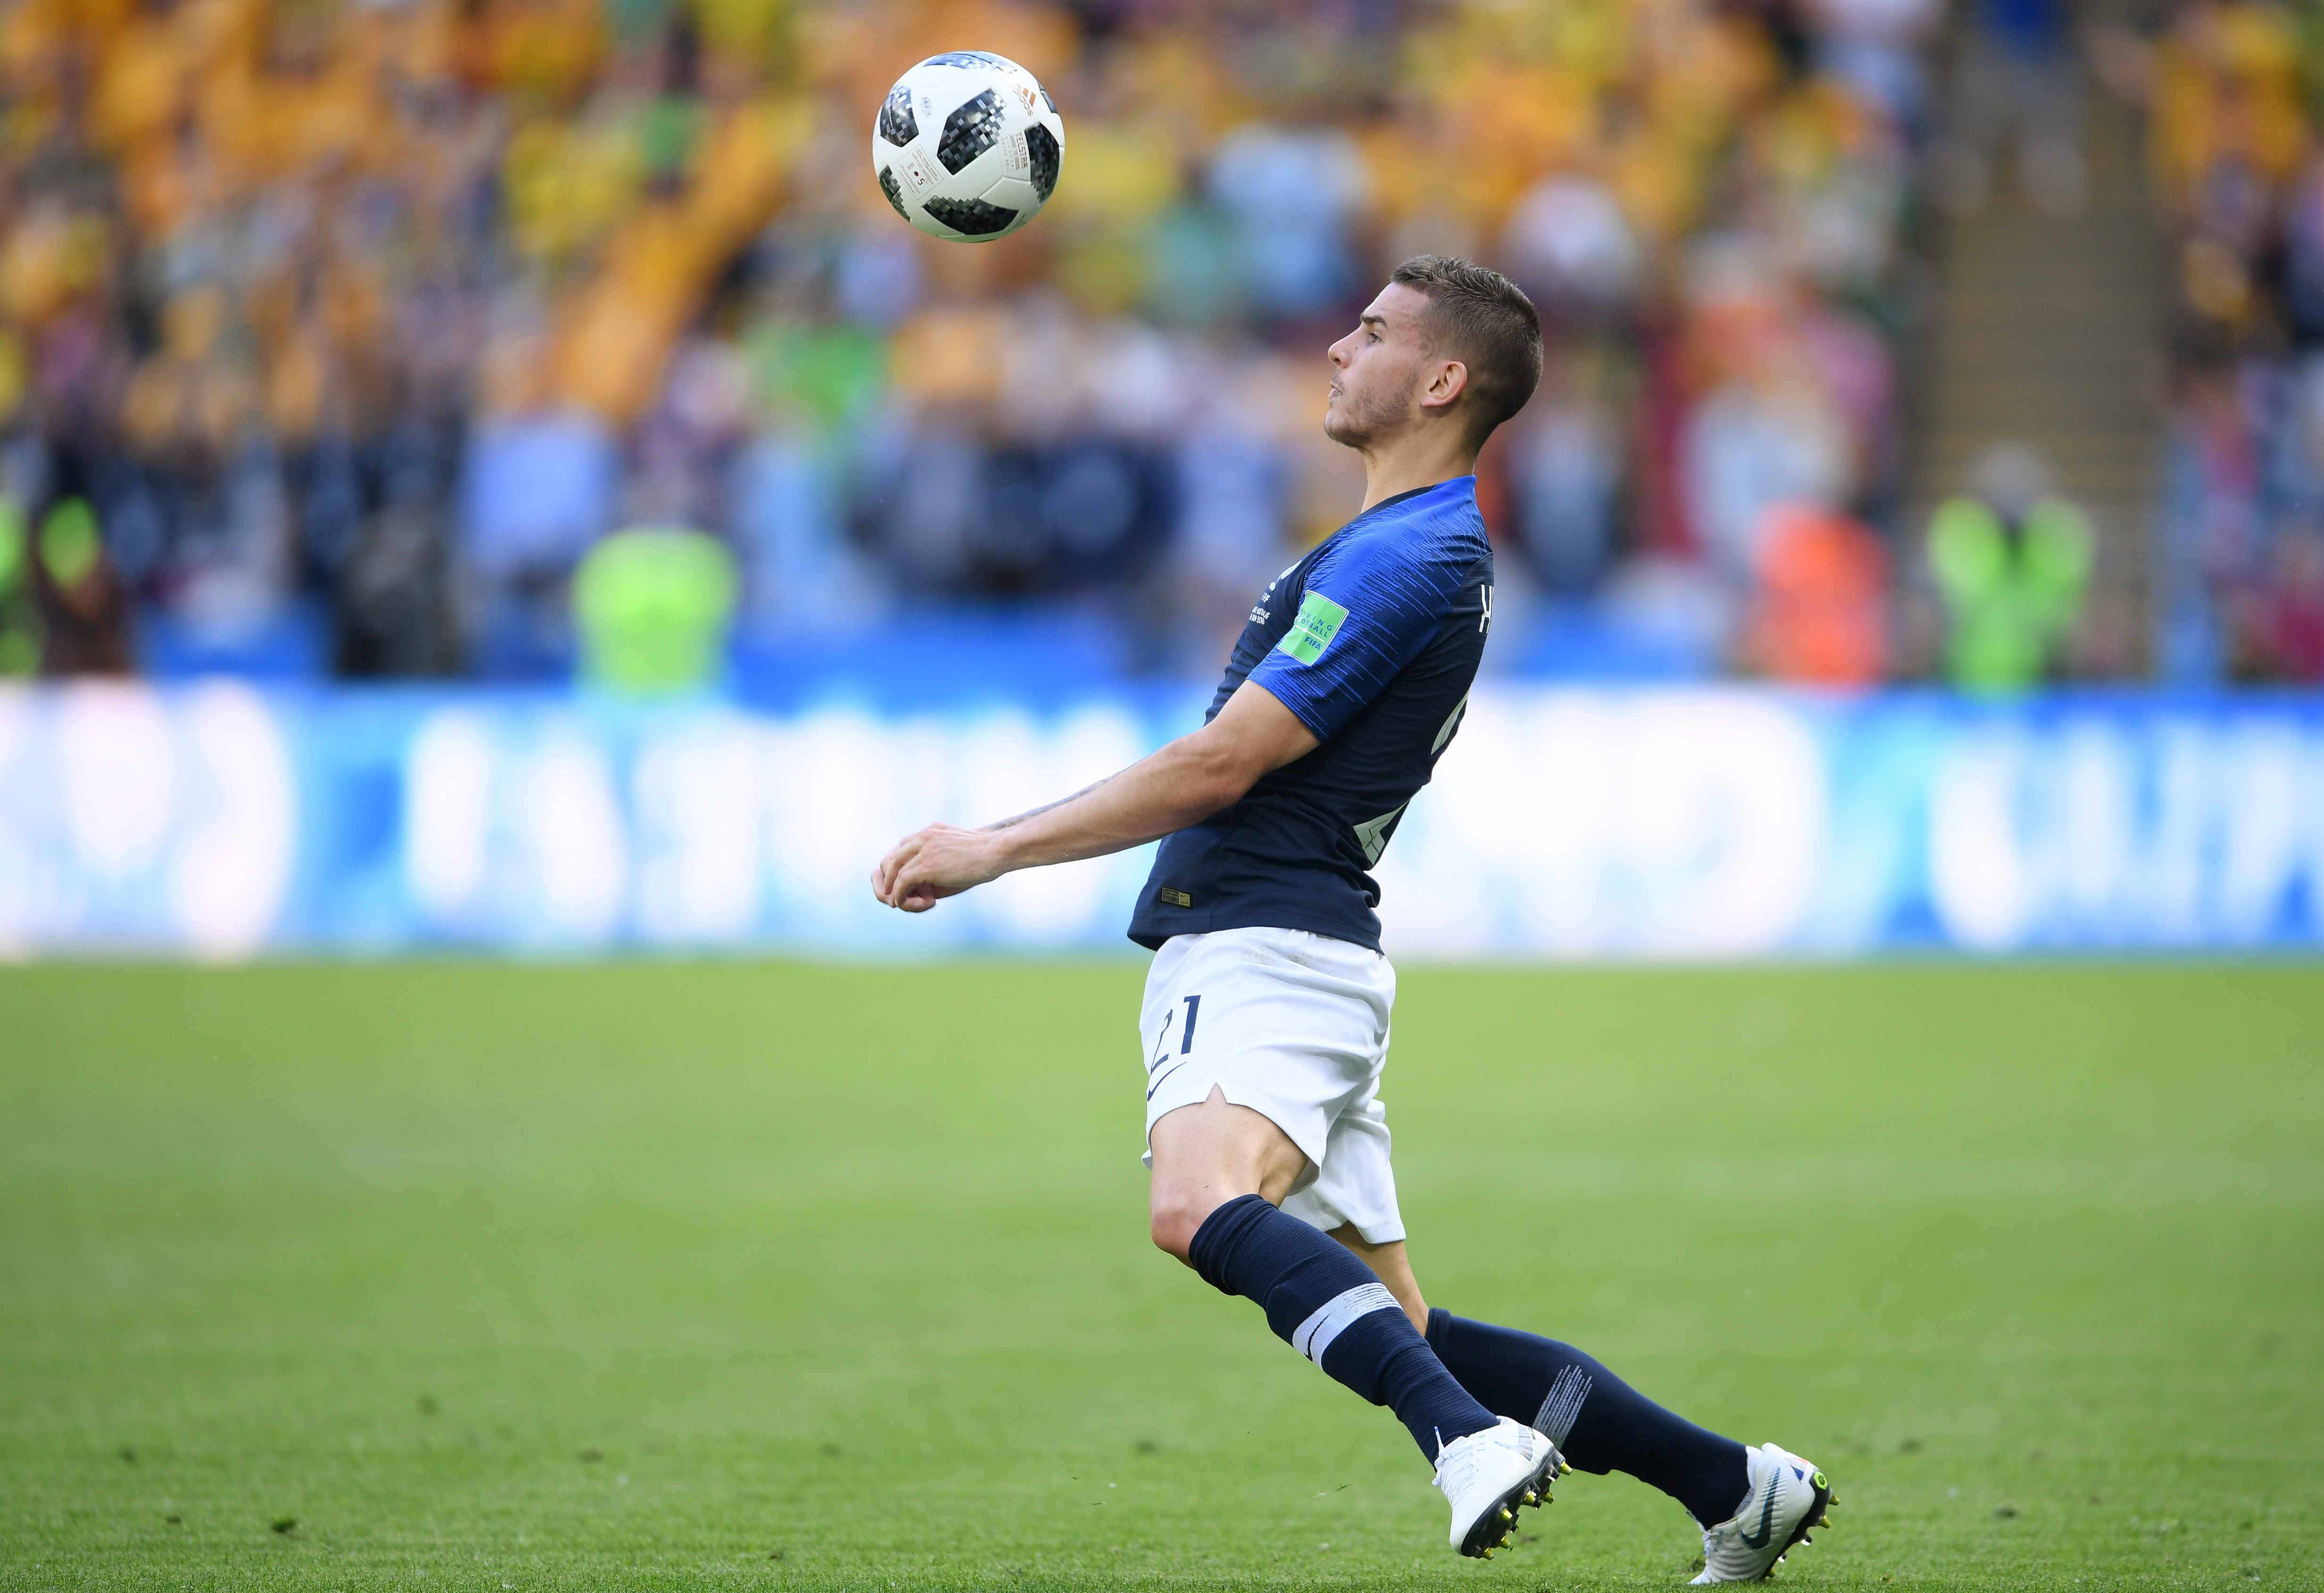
[1508, 383, 1625, 596]
[32, 497, 133, 674]
[1671, 238, 1883, 597]
[1207, 125, 1367, 322]
[573, 525, 736, 694]
[1810, 0, 1945, 135]
[1502, 179, 1644, 319]
[1932, 0, 2088, 216]
[0, 500, 39, 675]
[731, 428, 866, 632]
[2242, 522, 2324, 680]
[1746, 501, 1890, 686]
[1929, 447, 2093, 695]
[336, 420, 462, 676]
[2151, 354, 2262, 684]
[1166, 407, 1287, 662]
[461, 408, 620, 678]
[1682, 382, 1853, 574]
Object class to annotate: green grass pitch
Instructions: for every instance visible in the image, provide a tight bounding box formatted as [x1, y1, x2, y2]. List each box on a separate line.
[2, 960, 2319, 1591]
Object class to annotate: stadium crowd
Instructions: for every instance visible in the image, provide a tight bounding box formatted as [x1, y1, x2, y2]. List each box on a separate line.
[2131, 0, 2324, 683]
[11, 0, 2289, 692]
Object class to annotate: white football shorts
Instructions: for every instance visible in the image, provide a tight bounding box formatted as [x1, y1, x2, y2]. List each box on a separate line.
[1138, 925, 1405, 1245]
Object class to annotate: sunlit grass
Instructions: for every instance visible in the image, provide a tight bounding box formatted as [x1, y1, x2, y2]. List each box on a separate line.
[2, 961, 2317, 1589]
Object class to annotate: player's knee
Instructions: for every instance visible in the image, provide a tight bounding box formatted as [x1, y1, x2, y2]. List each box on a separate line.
[1147, 1188, 1207, 1262]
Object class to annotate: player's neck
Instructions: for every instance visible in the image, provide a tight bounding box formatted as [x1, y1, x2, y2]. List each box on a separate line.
[1356, 434, 1478, 514]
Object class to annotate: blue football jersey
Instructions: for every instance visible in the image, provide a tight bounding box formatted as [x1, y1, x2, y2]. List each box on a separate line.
[1129, 477, 1494, 952]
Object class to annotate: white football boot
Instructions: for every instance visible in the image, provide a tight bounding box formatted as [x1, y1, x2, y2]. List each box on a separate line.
[1432, 1415, 1565, 1558]
[1690, 1441, 1836, 1583]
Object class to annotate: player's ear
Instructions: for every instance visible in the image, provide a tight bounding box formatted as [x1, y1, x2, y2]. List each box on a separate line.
[1420, 358, 1468, 414]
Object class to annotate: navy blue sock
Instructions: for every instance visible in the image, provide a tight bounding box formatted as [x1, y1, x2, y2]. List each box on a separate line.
[1425, 1309, 1749, 1527]
[1188, 1195, 1498, 1460]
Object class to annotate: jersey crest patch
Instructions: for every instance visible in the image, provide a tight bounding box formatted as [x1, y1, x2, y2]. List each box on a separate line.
[1278, 591, 1349, 665]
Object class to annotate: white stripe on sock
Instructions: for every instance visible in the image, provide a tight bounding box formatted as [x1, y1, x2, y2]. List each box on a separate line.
[1290, 1282, 1403, 1366]
[1532, 1364, 1592, 1446]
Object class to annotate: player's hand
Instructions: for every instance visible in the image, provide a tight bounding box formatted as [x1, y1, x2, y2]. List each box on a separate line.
[871, 824, 1004, 912]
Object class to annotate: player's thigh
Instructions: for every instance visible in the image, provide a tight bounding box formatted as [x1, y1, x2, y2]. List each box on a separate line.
[1147, 1086, 1309, 1206]
[1137, 928, 1392, 1174]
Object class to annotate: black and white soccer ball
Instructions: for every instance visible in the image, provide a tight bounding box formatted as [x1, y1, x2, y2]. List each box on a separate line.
[872, 52, 1064, 243]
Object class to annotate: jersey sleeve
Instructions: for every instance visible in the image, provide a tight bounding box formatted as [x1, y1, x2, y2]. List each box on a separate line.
[1247, 530, 1466, 741]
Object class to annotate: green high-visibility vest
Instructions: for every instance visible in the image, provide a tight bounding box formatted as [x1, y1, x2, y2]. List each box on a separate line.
[572, 527, 737, 695]
[0, 500, 41, 677]
[1928, 495, 2092, 696]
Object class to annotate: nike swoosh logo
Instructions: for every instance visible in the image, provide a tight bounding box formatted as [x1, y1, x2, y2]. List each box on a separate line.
[1738, 1470, 1782, 1550]
[1146, 1061, 1189, 1101]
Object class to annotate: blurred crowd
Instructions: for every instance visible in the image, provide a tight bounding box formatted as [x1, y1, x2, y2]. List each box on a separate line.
[0, 0, 2013, 689]
[2130, 0, 2324, 683]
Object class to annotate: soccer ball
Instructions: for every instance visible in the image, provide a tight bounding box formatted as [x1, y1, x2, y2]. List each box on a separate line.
[872, 52, 1064, 243]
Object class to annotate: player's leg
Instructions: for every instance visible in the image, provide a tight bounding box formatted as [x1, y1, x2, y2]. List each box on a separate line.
[1144, 1087, 1308, 1249]
[1415, 1307, 1748, 1525]
[1319, 1224, 1427, 1335]
[1141, 936, 1488, 1464]
[1148, 1088, 1497, 1461]
[1138, 930, 1557, 1556]
[1416, 1307, 1835, 1579]
[1149, 1095, 1555, 1557]
[1305, 1106, 1831, 1579]
[1311, 1211, 1746, 1524]
[1279, 1070, 1432, 1340]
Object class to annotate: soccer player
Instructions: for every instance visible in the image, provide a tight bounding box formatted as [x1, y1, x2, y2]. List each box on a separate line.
[870, 256, 1835, 1577]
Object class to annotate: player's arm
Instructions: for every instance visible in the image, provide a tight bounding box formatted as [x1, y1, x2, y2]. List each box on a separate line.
[870, 681, 1317, 913]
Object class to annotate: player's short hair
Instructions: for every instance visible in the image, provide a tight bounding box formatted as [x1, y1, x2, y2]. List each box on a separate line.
[1389, 255, 1543, 445]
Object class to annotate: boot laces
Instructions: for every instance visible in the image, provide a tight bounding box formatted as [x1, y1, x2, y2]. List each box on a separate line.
[1433, 1421, 1518, 1490]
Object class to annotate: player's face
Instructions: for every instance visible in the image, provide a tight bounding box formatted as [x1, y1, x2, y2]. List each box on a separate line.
[1324, 284, 1432, 448]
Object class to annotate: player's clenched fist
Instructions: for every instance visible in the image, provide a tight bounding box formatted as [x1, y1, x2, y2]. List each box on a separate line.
[872, 824, 1004, 911]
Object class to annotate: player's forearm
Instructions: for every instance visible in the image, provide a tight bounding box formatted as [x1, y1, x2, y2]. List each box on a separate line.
[985, 735, 1247, 873]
